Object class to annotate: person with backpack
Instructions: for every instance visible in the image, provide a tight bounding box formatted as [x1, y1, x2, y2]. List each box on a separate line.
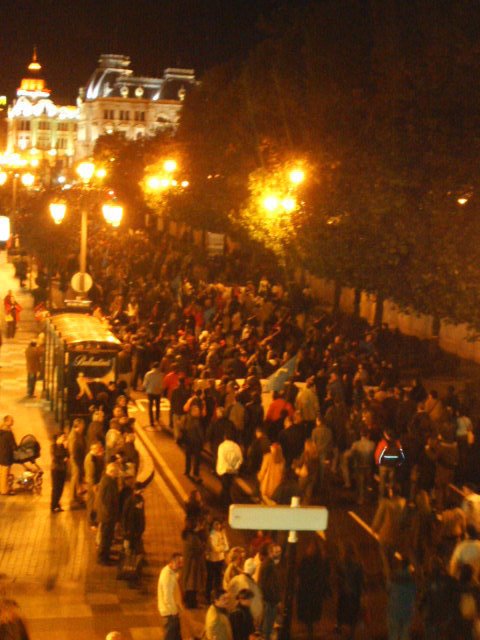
[375, 429, 405, 499]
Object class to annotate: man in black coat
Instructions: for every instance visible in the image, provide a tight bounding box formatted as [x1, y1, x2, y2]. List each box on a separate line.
[229, 589, 255, 640]
[96, 463, 120, 564]
[0, 415, 17, 495]
[183, 405, 204, 481]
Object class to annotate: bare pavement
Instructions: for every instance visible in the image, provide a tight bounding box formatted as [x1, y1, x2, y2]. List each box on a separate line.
[0, 250, 420, 639]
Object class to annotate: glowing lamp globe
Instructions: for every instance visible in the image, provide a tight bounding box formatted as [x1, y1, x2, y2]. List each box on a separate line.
[289, 168, 305, 185]
[263, 195, 280, 212]
[102, 203, 123, 227]
[163, 159, 177, 173]
[21, 173, 35, 187]
[49, 202, 67, 224]
[147, 176, 162, 190]
[281, 197, 297, 213]
[76, 161, 95, 184]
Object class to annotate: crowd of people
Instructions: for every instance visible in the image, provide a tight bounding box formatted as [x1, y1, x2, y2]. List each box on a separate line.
[5, 227, 480, 638]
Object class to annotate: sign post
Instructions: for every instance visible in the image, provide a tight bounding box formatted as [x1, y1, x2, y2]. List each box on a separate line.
[229, 500, 328, 640]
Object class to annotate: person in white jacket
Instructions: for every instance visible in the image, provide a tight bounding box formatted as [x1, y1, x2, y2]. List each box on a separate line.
[206, 519, 230, 599]
[216, 432, 243, 505]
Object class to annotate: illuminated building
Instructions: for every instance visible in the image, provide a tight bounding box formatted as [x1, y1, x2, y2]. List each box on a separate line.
[6, 49, 78, 170]
[76, 54, 196, 159]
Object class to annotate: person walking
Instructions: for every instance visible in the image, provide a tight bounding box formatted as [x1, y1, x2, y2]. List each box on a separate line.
[336, 542, 364, 639]
[0, 415, 17, 495]
[372, 484, 406, 580]
[96, 463, 120, 564]
[50, 432, 69, 512]
[386, 557, 417, 640]
[143, 361, 164, 429]
[4, 291, 22, 338]
[158, 553, 184, 640]
[25, 341, 41, 398]
[170, 376, 190, 442]
[216, 431, 243, 506]
[258, 543, 282, 640]
[297, 537, 331, 640]
[183, 404, 204, 482]
[258, 443, 285, 503]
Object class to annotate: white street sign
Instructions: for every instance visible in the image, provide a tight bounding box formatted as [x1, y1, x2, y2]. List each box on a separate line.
[71, 271, 93, 293]
[229, 504, 328, 531]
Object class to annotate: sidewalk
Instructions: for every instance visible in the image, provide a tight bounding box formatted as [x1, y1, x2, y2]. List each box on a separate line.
[0, 250, 193, 640]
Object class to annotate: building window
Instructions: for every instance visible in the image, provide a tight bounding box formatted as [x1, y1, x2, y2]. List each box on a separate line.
[57, 138, 67, 149]
[19, 120, 31, 131]
[58, 122, 69, 131]
[119, 110, 130, 121]
[38, 121, 51, 130]
[37, 136, 49, 150]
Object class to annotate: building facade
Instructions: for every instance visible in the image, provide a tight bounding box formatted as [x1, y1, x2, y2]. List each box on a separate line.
[75, 54, 196, 159]
[6, 50, 78, 171]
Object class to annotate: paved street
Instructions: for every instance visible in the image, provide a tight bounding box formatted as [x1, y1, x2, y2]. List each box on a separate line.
[0, 250, 409, 639]
[0, 251, 192, 640]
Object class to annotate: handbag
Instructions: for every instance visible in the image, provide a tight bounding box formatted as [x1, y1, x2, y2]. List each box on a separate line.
[297, 463, 309, 478]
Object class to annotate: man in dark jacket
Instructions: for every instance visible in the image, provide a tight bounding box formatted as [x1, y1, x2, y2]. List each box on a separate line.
[170, 377, 191, 442]
[258, 543, 282, 640]
[0, 415, 17, 495]
[122, 488, 146, 555]
[278, 415, 304, 468]
[183, 405, 204, 481]
[229, 589, 255, 640]
[50, 432, 69, 512]
[96, 463, 120, 564]
[206, 407, 235, 468]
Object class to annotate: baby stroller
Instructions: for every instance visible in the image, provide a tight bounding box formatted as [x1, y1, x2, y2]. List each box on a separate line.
[9, 434, 43, 494]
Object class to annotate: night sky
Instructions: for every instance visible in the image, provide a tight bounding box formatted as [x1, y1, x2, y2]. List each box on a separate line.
[0, 0, 280, 104]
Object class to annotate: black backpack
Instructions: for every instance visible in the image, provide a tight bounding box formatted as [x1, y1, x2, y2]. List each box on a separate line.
[378, 441, 405, 467]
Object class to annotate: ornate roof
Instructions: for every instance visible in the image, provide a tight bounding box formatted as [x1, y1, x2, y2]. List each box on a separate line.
[83, 54, 196, 102]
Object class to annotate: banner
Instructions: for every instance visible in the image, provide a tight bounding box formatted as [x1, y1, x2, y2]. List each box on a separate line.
[265, 354, 298, 392]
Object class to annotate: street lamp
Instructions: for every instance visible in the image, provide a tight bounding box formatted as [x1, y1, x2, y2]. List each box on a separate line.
[48, 161, 123, 294]
[289, 168, 305, 185]
[163, 159, 177, 173]
[21, 172, 35, 187]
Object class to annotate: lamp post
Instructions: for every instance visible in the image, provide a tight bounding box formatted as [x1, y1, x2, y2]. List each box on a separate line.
[49, 161, 122, 295]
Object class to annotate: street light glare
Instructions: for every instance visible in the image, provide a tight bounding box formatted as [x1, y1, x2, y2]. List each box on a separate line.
[76, 161, 96, 183]
[102, 203, 123, 227]
[96, 168, 107, 179]
[457, 197, 468, 205]
[21, 172, 35, 187]
[263, 195, 280, 212]
[281, 197, 297, 213]
[147, 176, 162, 190]
[49, 202, 67, 224]
[163, 159, 177, 173]
[0, 171, 7, 186]
[289, 168, 305, 185]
